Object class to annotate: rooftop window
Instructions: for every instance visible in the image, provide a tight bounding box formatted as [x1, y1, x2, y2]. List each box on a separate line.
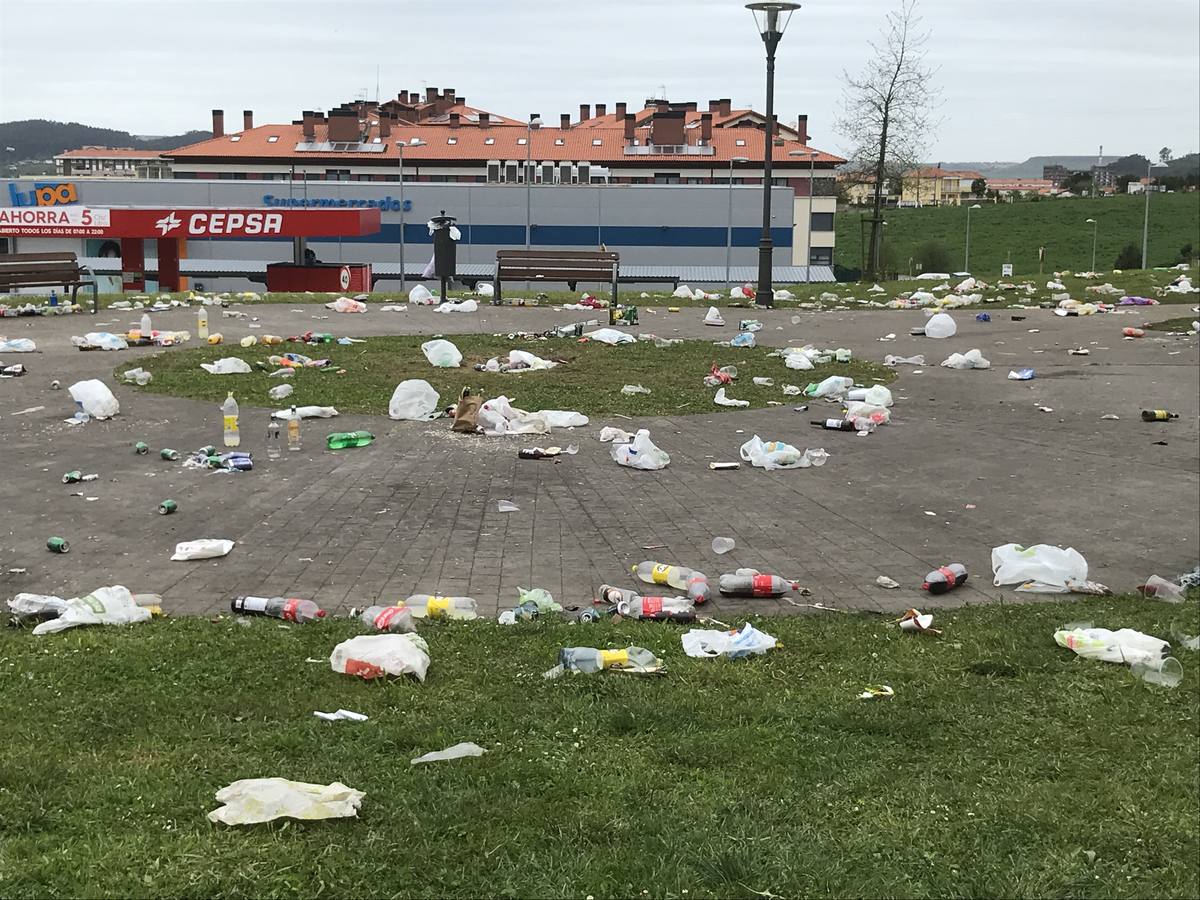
[266, 135, 279, 143]
[485, 137, 495, 145]
[517, 137, 528, 145]
[592, 138, 602, 146]
[229, 135, 241, 142]
[735, 139, 746, 146]
[554, 138, 565, 146]
[447, 137, 457, 145]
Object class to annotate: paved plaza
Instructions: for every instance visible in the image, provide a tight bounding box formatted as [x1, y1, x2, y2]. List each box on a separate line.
[1, 300, 1197, 618]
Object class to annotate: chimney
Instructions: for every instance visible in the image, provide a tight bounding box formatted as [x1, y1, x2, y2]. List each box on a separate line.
[379, 114, 391, 137]
[615, 101, 627, 118]
[327, 107, 358, 142]
[579, 103, 590, 122]
[529, 113, 541, 129]
[796, 114, 809, 144]
[425, 87, 438, 103]
[700, 112, 712, 145]
[560, 113, 571, 129]
[595, 102, 607, 117]
[444, 88, 456, 104]
[479, 111, 490, 127]
[449, 112, 460, 128]
[685, 102, 697, 112]
[242, 109, 253, 131]
[211, 109, 224, 138]
[302, 110, 315, 140]
[718, 98, 732, 116]
[650, 108, 686, 146]
[708, 99, 721, 112]
[623, 113, 635, 142]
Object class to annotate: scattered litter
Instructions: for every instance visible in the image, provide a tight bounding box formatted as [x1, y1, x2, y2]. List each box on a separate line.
[200, 358, 252, 375]
[611, 429, 670, 470]
[703, 306, 725, 326]
[621, 384, 651, 395]
[941, 349, 991, 370]
[546, 646, 664, 678]
[325, 297, 367, 313]
[1138, 575, 1185, 603]
[992, 543, 1108, 594]
[13, 405, 45, 416]
[120, 367, 152, 385]
[1054, 626, 1173, 670]
[10, 586, 151, 635]
[711, 536, 735, 555]
[740, 435, 827, 470]
[389, 379, 440, 420]
[272, 405, 339, 420]
[0, 338, 36, 352]
[599, 426, 634, 443]
[681, 623, 777, 659]
[1007, 368, 1036, 380]
[497, 500, 520, 513]
[313, 709, 369, 722]
[408, 284, 435, 304]
[713, 388, 749, 408]
[330, 632, 431, 681]
[268, 383, 294, 400]
[924, 510, 937, 516]
[434, 298, 478, 314]
[411, 742, 487, 765]
[1038, 406, 1054, 413]
[207, 778, 365, 825]
[421, 339, 462, 367]
[68, 380, 119, 419]
[859, 685, 894, 700]
[898, 608, 941, 635]
[585, 327, 636, 345]
[884, 355, 925, 366]
[875, 575, 900, 589]
[171, 539, 234, 561]
[923, 313, 957, 339]
[708, 461, 740, 470]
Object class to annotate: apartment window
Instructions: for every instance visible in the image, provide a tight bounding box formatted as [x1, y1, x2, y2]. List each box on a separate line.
[487, 161, 500, 182]
[809, 248, 833, 266]
[653, 173, 680, 184]
[326, 169, 351, 181]
[577, 163, 589, 183]
[810, 212, 835, 232]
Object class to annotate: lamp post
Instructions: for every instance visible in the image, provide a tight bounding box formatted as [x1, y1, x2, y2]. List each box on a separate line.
[1141, 160, 1168, 269]
[1085, 218, 1097, 272]
[789, 148, 817, 282]
[746, 1, 801, 308]
[396, 137, 424, 290]
[526, 114, 541, 250]
[725, 155, 751, 288]
[964, 203, 981, 272]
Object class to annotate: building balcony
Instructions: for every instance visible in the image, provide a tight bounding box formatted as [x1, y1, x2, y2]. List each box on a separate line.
[622, 144, 715, 156]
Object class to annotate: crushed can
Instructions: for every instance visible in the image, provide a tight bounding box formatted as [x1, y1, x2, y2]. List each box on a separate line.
[134, 441, 149, 455]
[158, 499, 177, 515]
[46, 537, 70, 553]
[62, 470, 83, 484]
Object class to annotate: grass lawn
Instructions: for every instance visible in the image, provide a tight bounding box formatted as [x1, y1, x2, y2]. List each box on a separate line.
[836, 193, 1200, 276]
[124, 335, 895, 418]
[1, 595, 1197, 897]
[1146, 315, 1200, 333]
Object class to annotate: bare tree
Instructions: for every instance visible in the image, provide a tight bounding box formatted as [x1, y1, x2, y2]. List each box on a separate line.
[836, 0, 939, 278]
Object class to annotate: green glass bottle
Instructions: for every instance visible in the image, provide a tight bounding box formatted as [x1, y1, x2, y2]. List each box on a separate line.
[326, 430, 375, 450]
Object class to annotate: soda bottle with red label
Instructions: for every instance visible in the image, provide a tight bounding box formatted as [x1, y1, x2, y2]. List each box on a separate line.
[922, 564, 967, 594]
[617, 595, 696, 622]
[717, 570, 798, 598]
[230, 596, 325, 623]
[358, 605, 416, 633]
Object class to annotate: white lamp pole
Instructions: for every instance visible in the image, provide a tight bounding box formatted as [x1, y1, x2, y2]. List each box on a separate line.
[725, 155, 750, 288]
[526, 115, 541, 250]
[1085, 218, 1097, 272]
[964, 203, 982, 272]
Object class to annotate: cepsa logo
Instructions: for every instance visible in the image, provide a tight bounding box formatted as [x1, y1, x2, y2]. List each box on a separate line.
[8, 182, 79, 207]
[154, 211, 285, 237]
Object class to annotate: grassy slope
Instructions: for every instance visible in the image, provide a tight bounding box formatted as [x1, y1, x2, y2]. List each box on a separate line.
[1, 596, 1197, 898]
[126, 336, 894, 418]
[836, 193, 1200, 275]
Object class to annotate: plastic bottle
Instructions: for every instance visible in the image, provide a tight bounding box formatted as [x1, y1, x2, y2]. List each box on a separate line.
[631, 562, 711, 604]
[358, 604, 416, 633]
[617, 596, 696, 622]
[230, 596, 325, 623]
[221, 392, 240, 447]
[403, 594, 478, 620]
[718, 570, 798, 597]
[140, 312, 152, 340]
[598, 583, 640, 605]
[267, 420, 281, 459]
[559, 646, 658, 673]
[1122, 327, 1145, 338]
[287, 405, 301, 451]
[812, 418, 856, 431]
[1141, 409, 1178, 422]
[49, 289, 58, 307]
[922, 564, 968, 595]
[326, 430, 375, 450]
[196, 306, 209, 341]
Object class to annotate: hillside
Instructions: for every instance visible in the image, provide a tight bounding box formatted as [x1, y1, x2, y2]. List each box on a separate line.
[940, 156, 1126, 179]
[835, 192, 1200, 276]
[0, 119, 209, 163]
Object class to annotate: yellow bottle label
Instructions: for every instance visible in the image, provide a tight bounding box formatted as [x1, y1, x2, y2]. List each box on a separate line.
[651, 564, 672, 585]
[600, 649, 629, 669]
[426, 597, 450, 617]
[223, 415, 238, 433]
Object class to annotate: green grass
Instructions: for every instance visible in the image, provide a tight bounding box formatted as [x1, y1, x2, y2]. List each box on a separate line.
[1146, 315, 1199, 333]
[1, 596, 1197, 898]
[124, 335, 894, 418]
[836, 193, 1200, 276]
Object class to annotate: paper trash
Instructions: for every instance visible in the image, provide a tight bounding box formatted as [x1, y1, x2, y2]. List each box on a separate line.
[682, 623, 777, 659]
[171, 539, 235, 561]
[207, 778, 365, 825]
[410, 742, 487, 765]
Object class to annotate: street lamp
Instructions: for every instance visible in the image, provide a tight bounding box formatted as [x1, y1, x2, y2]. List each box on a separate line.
[964, 203, 982, 272]
[1085, 218, 1098, 272]
[789, 148, 817, 282]
[747, 1, 801, 308]
[725, 156, 751, 288]
[1141, 160, 1168, 269]
[526, 114, 541, 250]
[396, 136, 425, 290]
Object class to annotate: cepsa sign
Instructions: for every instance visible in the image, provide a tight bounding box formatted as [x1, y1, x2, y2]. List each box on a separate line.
[0, 207, 381, 239]
[153, 211, 284, 237]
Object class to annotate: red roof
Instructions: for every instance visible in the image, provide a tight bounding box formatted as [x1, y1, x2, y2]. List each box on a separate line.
[909, 167, 984, 180]
[55, 147, 165, 159]
[166, 121, 843, 166]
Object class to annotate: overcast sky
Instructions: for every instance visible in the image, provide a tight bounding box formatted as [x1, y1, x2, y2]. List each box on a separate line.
[2, 0, 1197, 161]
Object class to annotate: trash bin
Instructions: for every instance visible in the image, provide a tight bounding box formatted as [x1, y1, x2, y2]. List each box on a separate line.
[429, 211, 458, 300]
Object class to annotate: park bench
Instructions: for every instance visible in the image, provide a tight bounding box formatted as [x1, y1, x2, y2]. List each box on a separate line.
[0, 251, 98, 313]
[494, 248, 619, 310]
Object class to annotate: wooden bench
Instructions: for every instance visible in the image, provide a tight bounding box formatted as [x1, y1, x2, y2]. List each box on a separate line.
[0, 251, 98, 313]
[494, 249, 619, 311]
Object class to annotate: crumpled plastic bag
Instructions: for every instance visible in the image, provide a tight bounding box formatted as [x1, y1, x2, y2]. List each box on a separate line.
[325, 297, 367, 313]
[477, 398, 586, 435]
[0, 338, 36, 352]
[172, 539, 235, 561]
[24, 585, 152, 636]
[941, 349, 991, 370]
[389, 379, 440, 420]
[68, 379, 120, 419]
[885, 354, 925, 366]
[273, 405, 339, 420]
[330, 632, 430, 682]
[200, 358, 253, 375]
[541, 410, 588, 429]
[682, 623, 777, 659]
[411, 742, 487, 765]
[207, 778, 365, 825]
[739, 435, 828, 470]
[672, 284, 696, 299]
[585, 328, 636, 345]
[421, 339, 462, 368]
[730, 332, 756, 348]
[599, 426, 633, 443]
[713, 387, 749, 408]
[923, 313, 957, 339]
[1054, 627, 1171, 667]
[611, 429, 670, 470]
[434, 298, 478, 314]
[477, 282, 495, 297]
[71, 332, 127, 351]
[408, 284, 435, 305]
[805, 375, 854, 399]
[992, 543, 1091, 593]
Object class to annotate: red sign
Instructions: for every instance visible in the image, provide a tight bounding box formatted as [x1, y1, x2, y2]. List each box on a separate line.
[0, 207, 380, 239]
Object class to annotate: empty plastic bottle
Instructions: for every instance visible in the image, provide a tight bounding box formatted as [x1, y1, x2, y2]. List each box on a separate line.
[718, 570, 798, 597]
[617, 596, 695, 622]
[922, 564, 968, 594]
[358, 604, 416, 633]
[287, 405, 302, 451]
[559, 646, 658, 673]
[599, 583, 640, 605]
[631, 561, 711, 604]
[267, 421, 281, 459]
[230, 595, 326, 623]
[196, 306, 209, 341]
[1141, 409, 1179, 422]
[326, 430, 375, 450]
[403, 594, 479, 620]
[139, 312, 152, 339]
[222, 392, 240, 447]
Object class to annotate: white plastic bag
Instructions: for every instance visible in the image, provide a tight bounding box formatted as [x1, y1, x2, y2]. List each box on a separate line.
[408, 284, 435, 304]
[477, 282, 495, 297]
[325, 297, 367, 313]
[713, 388, 749, 408]
[506, 349, 554, 370]
[171, 539, 234, 561]
[585, 328, 636, 345]
[739, 435, 827, 470]
[599, 426, 633, 443]
[330, 632, 431, 682]
[421, 339, 462, 367]
[806, 375, 854, 399]
[847, 384, 894, 407]
[992, 543, 1089, 593]
[923, 313, 957, 339]
[389, 379, 440, 420]
[68, 379, 120, 419]
[434, 298, 478, 314]
[1054, 627, 1171, 667]
[72, 332, 128, 351]
[611, 429, 670, 470]
[940, 349, 991, 370]
[207, 778, 365, 825]
[541, 410, 588, 429]
[272, 405, 339, 420]
[672, 284, 695, 299]
[200, 358, 252, 375]
[268, 383, 294, 401]
[29, 585, 152, 636]
[783, 350, 814, 370]
[0, 338, 36, 352]
[682, 623, 778, 659]
[411, 742, 487, 765]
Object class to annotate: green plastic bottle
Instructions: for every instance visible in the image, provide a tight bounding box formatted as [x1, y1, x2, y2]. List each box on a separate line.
[326, 430, 375, 450]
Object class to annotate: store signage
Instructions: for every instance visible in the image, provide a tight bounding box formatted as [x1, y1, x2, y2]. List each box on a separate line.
[0, 206, 109, 235]
[0, 207, 380, 239]
[262, 193, 411, 212]
[8, 182, 80, 207]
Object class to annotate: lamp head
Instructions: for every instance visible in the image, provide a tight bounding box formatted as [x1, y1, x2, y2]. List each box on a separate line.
[746, 2, 800, 41]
